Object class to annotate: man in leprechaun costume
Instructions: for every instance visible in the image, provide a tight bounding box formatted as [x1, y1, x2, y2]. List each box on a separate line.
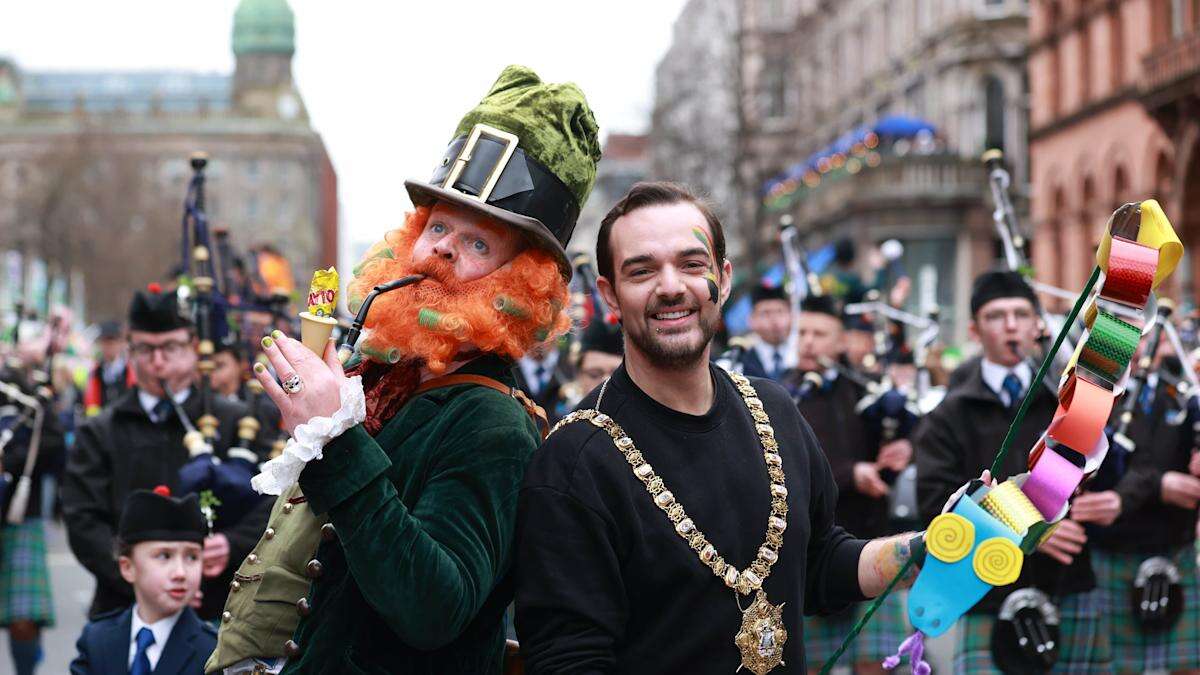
[204, 65, 599, 674]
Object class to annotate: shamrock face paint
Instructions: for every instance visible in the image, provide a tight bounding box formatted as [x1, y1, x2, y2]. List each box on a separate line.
[692, 227, 721, 305]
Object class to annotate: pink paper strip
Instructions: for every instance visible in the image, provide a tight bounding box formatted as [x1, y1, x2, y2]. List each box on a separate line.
[1024, 447, 1084, 520]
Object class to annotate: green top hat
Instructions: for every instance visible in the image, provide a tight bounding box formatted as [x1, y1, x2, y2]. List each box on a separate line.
[405, 65, 601, 278]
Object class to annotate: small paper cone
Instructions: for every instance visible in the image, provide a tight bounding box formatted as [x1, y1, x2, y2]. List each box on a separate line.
[299, 311, 338, 356]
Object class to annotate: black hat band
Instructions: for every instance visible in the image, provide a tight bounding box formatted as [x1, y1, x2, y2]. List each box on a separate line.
[431, 125, 580, 249]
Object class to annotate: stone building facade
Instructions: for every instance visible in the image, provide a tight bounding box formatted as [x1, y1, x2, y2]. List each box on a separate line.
[0, 0, 337, 321]
[652, 0, 1031, 338]
[1029, 0, 1200, 300]
[650, 0, 747, 260]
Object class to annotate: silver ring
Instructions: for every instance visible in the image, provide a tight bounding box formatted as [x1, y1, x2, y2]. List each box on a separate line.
[281, 373, 304, 394]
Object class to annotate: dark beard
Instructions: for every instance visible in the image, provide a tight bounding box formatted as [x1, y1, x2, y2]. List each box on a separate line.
[626, 312, 719, 370]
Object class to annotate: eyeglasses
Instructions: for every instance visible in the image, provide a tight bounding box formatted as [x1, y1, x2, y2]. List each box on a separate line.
[129, 340, 192, 359]
[978, 308, 1036, 326]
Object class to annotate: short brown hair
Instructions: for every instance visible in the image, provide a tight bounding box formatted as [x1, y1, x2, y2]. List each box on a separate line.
[596, 181, 727, 282]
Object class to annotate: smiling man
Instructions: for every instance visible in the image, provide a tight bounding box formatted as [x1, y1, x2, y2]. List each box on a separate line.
[514, 182, 932, 674]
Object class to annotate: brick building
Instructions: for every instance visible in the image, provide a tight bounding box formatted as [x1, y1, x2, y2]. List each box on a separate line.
[753, 0, 1030, 338]
[1029, 0, 1200, 300]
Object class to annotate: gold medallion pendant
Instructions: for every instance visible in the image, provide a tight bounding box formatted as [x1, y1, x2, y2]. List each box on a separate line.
[554, 369, 790, 673]
[735, 590, 787, 674]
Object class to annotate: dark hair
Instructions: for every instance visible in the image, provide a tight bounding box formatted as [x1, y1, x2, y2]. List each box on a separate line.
[596, 181, 727, 282]
[113, 537, 132, 560]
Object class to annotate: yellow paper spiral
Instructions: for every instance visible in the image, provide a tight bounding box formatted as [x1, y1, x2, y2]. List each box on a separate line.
[972, 537, 1023, 586]
[926, 513, 974, 563]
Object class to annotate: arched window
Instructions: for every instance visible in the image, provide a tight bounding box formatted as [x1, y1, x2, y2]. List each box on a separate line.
[985, 76, 1006, 152]
[1113, 165, 1130, 208]
[1156, 151, 1175, 199]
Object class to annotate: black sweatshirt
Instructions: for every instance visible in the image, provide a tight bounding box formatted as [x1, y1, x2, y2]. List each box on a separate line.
[514, 363, 867, 674]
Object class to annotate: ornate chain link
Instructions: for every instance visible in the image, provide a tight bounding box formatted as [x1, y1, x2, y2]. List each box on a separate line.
[551, 370, 787, 596]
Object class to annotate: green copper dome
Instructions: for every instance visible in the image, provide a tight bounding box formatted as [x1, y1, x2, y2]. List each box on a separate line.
[232, 0, 295, 56]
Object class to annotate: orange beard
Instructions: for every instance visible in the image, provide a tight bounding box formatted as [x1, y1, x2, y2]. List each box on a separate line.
[347, 207, 571, 374]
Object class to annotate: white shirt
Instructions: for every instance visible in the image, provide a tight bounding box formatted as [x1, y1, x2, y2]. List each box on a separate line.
[128, 605, 182, 670]
[980, 358, 1032, 407]
[518, 351, 559, 396]
[138, 387, 191, 423]
[751, 339, 795, 377]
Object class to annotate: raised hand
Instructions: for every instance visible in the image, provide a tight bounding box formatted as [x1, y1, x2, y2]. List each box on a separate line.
[1161, 471, 1200, 510]
[1037, 519, 1086, 565]
[876, 439, 913, 472]
[1070, 490, 1122, 526]
[254, 331, 347, 435]
[853, 462, 890, 498]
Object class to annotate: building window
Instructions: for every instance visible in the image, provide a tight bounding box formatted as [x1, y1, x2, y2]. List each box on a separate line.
[984, 76, 1006, 152]
[762, 55, 789, 119]
[1113, 165, 1130, 208]
[1172, 0, 1186, 37]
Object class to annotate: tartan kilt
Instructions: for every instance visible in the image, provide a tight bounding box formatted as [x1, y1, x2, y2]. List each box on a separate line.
[954, 588, 1111, 674]
[804, 588, 910, 666]
[1092, 545, 1200, 674]
[0, 519, 55, 626]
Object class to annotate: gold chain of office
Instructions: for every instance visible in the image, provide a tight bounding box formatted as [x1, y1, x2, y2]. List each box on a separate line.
[550, 369, 788, 592]
[550, 369, 791, 673]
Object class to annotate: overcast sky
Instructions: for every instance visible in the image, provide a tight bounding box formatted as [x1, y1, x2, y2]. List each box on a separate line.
[2, 0, 688, 269]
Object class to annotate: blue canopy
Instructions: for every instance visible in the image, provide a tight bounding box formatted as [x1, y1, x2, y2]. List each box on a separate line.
[762, 116, 937, 194]
[873, 114, 936, 138]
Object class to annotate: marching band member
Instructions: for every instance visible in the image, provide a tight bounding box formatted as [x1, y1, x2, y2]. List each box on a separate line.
[740, 285, 795, 382]
[63, 287, 269, 621]
[785, 294, 912, 675]
[1085, 343, 1200, 674]
[914, 270, 1109, 673]
[83, 321, 133, 417]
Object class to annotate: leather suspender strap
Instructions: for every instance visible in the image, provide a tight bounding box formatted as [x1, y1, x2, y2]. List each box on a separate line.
[414, 373, 550, 439]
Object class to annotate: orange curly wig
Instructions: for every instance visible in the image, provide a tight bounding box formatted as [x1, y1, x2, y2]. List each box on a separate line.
[348, 207, 571, 373]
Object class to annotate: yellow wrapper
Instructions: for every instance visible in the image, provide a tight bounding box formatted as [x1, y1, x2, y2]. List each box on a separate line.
[306, 267, 339, 317]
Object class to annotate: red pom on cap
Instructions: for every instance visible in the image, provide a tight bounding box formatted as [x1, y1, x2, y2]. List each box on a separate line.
[152, 485, 171, 497]
[147, 282, 163, 294]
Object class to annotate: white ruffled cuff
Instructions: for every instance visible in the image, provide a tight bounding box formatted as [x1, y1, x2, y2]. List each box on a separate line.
[251, 375, 367, 496]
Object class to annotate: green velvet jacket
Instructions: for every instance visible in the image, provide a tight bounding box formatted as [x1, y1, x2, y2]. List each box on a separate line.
[281, 355, 540, 674]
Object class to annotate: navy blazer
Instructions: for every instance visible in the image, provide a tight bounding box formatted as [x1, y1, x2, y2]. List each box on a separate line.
[738, 347, 771, 380]
[70, 605, 216, 675]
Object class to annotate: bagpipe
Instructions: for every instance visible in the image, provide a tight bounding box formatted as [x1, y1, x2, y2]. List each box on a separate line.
[0, 307, 65, 525]
[780, 215, 942, 524]
[985, 149, 1079, 390]
[0, 377, 44, 525]
[173, 153, 271, 530]
[823, 199, 1183, 675]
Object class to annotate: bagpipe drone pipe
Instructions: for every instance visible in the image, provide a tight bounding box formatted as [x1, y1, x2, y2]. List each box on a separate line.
[819, 199, 1184, 675]
[173, 152, 269, 529]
